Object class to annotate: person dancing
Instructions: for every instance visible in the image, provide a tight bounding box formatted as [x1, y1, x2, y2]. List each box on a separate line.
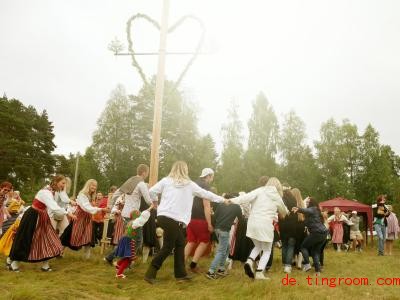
[9, 176, 75, 272]
[144, 161, 226, 284]
[61, 179, 109, 259]
[228, 177, 288, 280]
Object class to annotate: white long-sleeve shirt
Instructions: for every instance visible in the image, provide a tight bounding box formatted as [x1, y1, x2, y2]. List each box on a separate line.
[131, 210, 151, 229]
[120, 182, 154, 219]
[77, 193, 102, 215]
[150, 177, 224, 225]
[327, 214, 353, 225]
[55, 191, 70, 209]
[36, 188, 66, 217]
[230, 186, 288, 242]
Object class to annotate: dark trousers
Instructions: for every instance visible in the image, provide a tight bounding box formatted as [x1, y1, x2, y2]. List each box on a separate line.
[150, 216, 187, 278]
[282, 237, 296, 266]
[300, 232, 327, 272]
[92, 222, 104, 245]
[320, 239, 328, 267]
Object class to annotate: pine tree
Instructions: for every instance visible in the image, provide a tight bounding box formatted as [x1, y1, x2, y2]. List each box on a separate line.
[243, 92, 279, 190]
[278, 110, 322, 198]
[216, 101, 245, 193]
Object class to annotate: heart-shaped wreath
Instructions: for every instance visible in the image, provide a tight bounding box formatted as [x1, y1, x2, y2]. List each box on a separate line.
[126, 13, 205, 89]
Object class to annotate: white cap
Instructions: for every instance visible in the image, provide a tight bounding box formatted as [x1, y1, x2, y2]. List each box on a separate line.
[352, 211, 357, 215]
[200, 168, 214, 178]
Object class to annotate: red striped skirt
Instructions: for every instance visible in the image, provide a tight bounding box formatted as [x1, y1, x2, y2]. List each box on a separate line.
[112, 215, 124, 245]
[28, 207, 63, 261]
[70, 206, 93, 247]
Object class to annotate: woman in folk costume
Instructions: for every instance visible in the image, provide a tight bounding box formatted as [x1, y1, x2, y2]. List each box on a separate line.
[9, 175, 75, 272]
[327, 207, 353, 252]
[385, 205, 400, 255]
[0, 182, 13, 236]
[114, 203, 155, 279]
[0, 206, 28, 267]
[2, 191, 25, 235]
[50, 177, 74, 237]
[111, 195, 125, 246]
[228, 177, 289, 280]
[61, 179, 109, 258]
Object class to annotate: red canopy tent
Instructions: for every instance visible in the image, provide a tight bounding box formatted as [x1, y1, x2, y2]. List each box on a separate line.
[319, 197, 374, 244]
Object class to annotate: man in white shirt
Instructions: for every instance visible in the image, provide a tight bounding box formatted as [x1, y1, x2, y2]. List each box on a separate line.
[105, 164, 157, 264]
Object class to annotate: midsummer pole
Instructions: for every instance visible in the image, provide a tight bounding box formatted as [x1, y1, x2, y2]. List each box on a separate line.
[148, 0, 170, 186]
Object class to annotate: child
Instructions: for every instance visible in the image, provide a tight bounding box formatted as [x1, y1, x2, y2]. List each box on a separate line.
[115, 203, 154, 279]
[206, 193, 242, 280]
[0, 206, 28, 270]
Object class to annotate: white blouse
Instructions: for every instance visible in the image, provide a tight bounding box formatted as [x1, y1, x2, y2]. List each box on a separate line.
[150, 177, 224, 225]
[36, 188, 66, 217]
[231, 186, 288, 242]
[77, 193, 101, 215]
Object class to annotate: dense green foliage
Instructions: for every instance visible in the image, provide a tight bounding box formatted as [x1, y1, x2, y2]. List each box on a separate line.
[1, 86, 399, 206]
[0, 96, 56, 200]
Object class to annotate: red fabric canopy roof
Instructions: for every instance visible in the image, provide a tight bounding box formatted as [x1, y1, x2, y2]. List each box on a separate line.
[319, 197, 374, 243]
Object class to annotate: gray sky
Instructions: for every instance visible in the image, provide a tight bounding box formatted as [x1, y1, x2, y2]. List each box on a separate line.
[1, 0, 399, 156]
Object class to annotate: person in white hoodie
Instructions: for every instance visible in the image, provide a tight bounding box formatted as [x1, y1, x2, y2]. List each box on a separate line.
[228, 177, 288, 280]
[144, 161, 227, 284]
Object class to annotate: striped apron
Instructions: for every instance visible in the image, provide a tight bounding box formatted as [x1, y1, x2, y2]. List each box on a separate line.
[28, 200, 63, 261]
[112, 214, 125, 245]
[70, 206, 92, 247]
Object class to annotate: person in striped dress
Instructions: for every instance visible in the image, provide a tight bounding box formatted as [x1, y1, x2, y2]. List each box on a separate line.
[61, 179, 109, 258]
[9, 175, 75, 272]
[0, 182, 13, 236]
[111, 196, 125, 246]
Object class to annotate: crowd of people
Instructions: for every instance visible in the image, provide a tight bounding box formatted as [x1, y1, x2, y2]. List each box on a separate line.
[0, 161, 399, 283]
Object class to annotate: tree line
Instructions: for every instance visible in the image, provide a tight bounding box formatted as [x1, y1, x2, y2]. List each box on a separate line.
[1, 85, 399, 206]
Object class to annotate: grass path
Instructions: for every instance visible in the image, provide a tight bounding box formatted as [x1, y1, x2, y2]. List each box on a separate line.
[1, 245, 400, 300]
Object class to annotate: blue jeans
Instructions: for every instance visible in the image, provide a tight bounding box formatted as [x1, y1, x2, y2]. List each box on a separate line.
[209, 229, 230, 273]
[282, 237, 296, 266]
[300, 232, 327, 272]
[374, 224, 386, 255]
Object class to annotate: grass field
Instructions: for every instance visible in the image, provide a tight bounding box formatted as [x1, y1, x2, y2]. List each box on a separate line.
[1, 243, 400, 300]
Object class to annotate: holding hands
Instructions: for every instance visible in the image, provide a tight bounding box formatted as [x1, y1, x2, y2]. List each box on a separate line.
[68, 212, 77, 221]
[223, 198, 231, 205]
[102, 207, 111, 213]
[291, 207, 299, 213]
[148, 202, 156, 211]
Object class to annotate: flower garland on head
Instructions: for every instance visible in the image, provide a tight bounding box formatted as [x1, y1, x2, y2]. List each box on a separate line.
[126, 210, 141, 239]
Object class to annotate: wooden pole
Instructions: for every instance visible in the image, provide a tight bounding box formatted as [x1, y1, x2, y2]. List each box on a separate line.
[72, 152, 80, 199]
[149, 0, 170, 187]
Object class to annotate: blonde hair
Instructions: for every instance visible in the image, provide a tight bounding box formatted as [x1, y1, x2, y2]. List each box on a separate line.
[291, 188, 305, 222]
[79, 179, 97, 201]
[168, 161, 190, 184]
[266, 177, 283, 197]
[65, 177, 72, 195]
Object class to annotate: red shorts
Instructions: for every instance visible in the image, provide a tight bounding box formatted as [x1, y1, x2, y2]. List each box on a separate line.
[186, 219, 210, 243]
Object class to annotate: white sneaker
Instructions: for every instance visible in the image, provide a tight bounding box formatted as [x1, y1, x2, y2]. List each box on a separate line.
[255, 271, 270, 280]
[226, 258, 233, 270]
[296, 253, 303, 269]
[284, 265, 292, 274]
[302, 264, 311, 272]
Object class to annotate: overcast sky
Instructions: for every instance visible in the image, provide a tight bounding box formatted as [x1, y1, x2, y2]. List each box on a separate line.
[1, 0, 399, 156]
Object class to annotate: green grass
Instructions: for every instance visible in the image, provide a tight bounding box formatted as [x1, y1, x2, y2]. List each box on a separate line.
[1, 244, 400, 300]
